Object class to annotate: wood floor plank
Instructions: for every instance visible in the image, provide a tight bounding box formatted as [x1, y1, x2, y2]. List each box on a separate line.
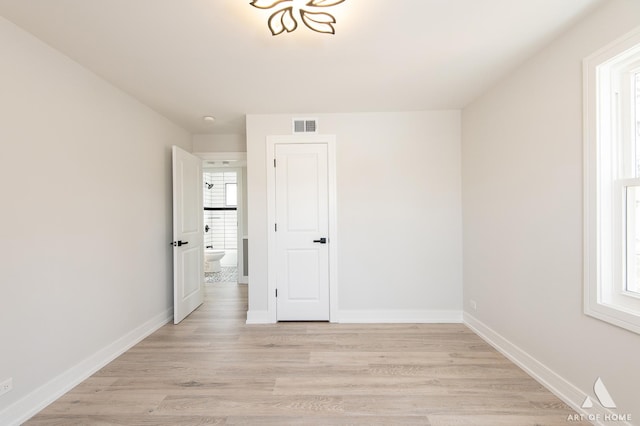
[25, 282, 588, 425]
[152, 394, 346, 417]
[225, 415, 431, 425]
[36, 391, 165, 416]
[429, 414, 590, 426]
[272, 376, 544, 396]
[26, 415, 227, 425]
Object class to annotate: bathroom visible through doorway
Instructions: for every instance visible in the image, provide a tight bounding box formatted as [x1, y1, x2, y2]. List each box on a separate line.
[203, 169, 239, 284]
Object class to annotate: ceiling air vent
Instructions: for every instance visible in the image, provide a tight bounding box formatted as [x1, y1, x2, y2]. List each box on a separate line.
[293, 118, 318, 134]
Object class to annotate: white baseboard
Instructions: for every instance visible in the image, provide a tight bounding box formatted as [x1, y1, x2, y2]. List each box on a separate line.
[0, 308, 173, 426]
[464, 313, 630, 426]
[246, 310, 271, 324]
[338, 309, 463, 323]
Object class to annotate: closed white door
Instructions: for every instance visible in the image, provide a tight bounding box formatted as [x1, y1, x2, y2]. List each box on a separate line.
[172, 146, 204, 324]
[275, 143, 329, 321]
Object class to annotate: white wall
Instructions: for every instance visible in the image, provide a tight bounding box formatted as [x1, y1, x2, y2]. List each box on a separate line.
[247, 111, 462, 320]
[462, 0, 640, 421]
[0, 17, 191, 423]
[193, 134, 246, 152]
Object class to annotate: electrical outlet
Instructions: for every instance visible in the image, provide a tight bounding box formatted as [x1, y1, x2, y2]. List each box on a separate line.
[469, 299, 477, 311]
[0, 378, 13, 397]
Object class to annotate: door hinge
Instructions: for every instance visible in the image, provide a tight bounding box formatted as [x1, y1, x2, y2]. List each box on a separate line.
[275, 289, 278, 297]
[274, 158, 276, 167]
[275, 223, 278, 232]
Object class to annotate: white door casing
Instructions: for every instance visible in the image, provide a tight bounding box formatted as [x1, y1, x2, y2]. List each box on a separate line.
[201, 166, 246, 282]
[172, 146, 204, 324]
[266, 135, 338, 322]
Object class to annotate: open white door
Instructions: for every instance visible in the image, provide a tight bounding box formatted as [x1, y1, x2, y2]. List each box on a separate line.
[172, 146, 204, 324]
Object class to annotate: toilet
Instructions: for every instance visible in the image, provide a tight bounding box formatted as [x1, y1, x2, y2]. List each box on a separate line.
[204, 249, 225, 273]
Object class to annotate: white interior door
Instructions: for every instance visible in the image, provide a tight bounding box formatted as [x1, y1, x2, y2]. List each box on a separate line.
[275, 143, 329, 321]
[172, 146, 204, 324]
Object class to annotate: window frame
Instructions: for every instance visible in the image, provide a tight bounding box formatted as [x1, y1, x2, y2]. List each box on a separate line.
[584, 26, 640, 335]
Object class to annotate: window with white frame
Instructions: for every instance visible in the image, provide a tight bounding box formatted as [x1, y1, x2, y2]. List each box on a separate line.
[584, 27, 640, 334]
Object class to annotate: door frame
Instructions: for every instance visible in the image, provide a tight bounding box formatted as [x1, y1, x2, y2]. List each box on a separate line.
[266, 135, 338, 323]
[201, 166, 246, 283]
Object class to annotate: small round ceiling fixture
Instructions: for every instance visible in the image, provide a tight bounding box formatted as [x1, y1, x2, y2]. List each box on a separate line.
[202, 116, 216, 123]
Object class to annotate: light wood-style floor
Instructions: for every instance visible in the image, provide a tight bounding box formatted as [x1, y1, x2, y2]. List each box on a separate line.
[26, 283, 587, 425]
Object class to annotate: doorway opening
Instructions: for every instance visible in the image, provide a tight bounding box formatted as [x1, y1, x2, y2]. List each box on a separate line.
[201, 160, 247, 286]
[203, 169, 238, 284]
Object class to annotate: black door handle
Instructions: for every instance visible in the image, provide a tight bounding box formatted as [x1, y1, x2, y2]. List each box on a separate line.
[313, 238, 327, 244]
[170, 240, 189, 247]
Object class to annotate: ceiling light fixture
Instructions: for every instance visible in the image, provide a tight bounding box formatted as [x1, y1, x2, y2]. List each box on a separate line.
[202, 116, 216, 123]
[250, 0, 346, 36]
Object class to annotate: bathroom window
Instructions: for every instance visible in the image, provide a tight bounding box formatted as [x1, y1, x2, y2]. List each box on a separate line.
[225, 183, 237, 207]
[584, 27, 640, 335]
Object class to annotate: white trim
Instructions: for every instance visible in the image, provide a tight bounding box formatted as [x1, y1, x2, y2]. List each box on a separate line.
[327, 136, 339, 323]
[338, 310, 462, 324]
[464, 313, 630, 426]
[201, 167, 246, 285]
[0, 308, 173, 426]
[583, 25, 640, 335]
[266, 139, 277, 323]
[265, 134, 339, 323]
[583, 26, 640, 67]
[245, 310, 271, 324]
[236, 169, 245, 284]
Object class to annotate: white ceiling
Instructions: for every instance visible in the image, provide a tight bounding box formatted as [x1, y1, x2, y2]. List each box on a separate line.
[0, 0, 604, 135]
